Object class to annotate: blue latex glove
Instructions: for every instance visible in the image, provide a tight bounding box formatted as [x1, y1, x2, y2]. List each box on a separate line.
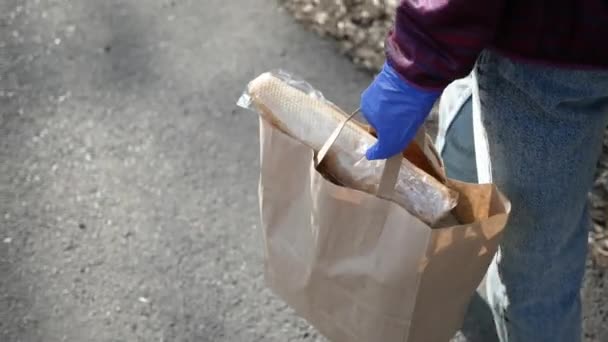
[361, 62, 442, 160]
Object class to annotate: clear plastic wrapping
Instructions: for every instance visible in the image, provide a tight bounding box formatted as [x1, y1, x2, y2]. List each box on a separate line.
[238, 69, 329, 108]
[238, 69, 386, 183]
[237, 70, 459, 225]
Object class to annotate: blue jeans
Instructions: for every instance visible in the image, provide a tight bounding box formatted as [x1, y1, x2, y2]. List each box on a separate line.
[437, 51, 608, 342]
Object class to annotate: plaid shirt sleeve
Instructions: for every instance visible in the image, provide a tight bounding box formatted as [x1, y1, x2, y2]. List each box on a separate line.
[386, 0, 507, 90]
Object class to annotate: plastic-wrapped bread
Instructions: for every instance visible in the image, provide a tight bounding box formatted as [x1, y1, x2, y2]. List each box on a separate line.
[238, 71, 459, 224]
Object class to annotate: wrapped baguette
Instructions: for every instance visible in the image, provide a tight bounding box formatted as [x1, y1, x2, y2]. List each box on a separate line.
[239, 71, 459, 224]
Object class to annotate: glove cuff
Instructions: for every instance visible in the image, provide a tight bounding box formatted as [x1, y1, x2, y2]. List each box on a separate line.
[380, 61, 442, 106]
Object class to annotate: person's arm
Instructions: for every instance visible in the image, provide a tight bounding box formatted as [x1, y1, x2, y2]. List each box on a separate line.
[386, 0, 507, 90]
[360, 0, 506, 160]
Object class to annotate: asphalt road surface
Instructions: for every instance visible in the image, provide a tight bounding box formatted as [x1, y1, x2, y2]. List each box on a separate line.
[0, 0, 372, 341]
[1, 1, 606, 342]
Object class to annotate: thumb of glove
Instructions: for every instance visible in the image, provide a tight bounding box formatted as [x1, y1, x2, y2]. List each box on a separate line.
[365, 125, 418, 160]
[365, 141, 386, 160]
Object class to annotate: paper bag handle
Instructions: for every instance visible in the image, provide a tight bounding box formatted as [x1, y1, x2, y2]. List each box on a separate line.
[314, 109, 402, 200]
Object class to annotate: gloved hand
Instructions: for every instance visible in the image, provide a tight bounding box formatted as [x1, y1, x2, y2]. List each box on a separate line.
[360, 62, 442, 160]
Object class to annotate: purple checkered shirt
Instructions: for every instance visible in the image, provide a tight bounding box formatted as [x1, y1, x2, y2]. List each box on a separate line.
[387, 0, 608, 90]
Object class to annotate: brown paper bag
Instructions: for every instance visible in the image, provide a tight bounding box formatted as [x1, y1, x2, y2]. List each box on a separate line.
[257, 111, 510, 342]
